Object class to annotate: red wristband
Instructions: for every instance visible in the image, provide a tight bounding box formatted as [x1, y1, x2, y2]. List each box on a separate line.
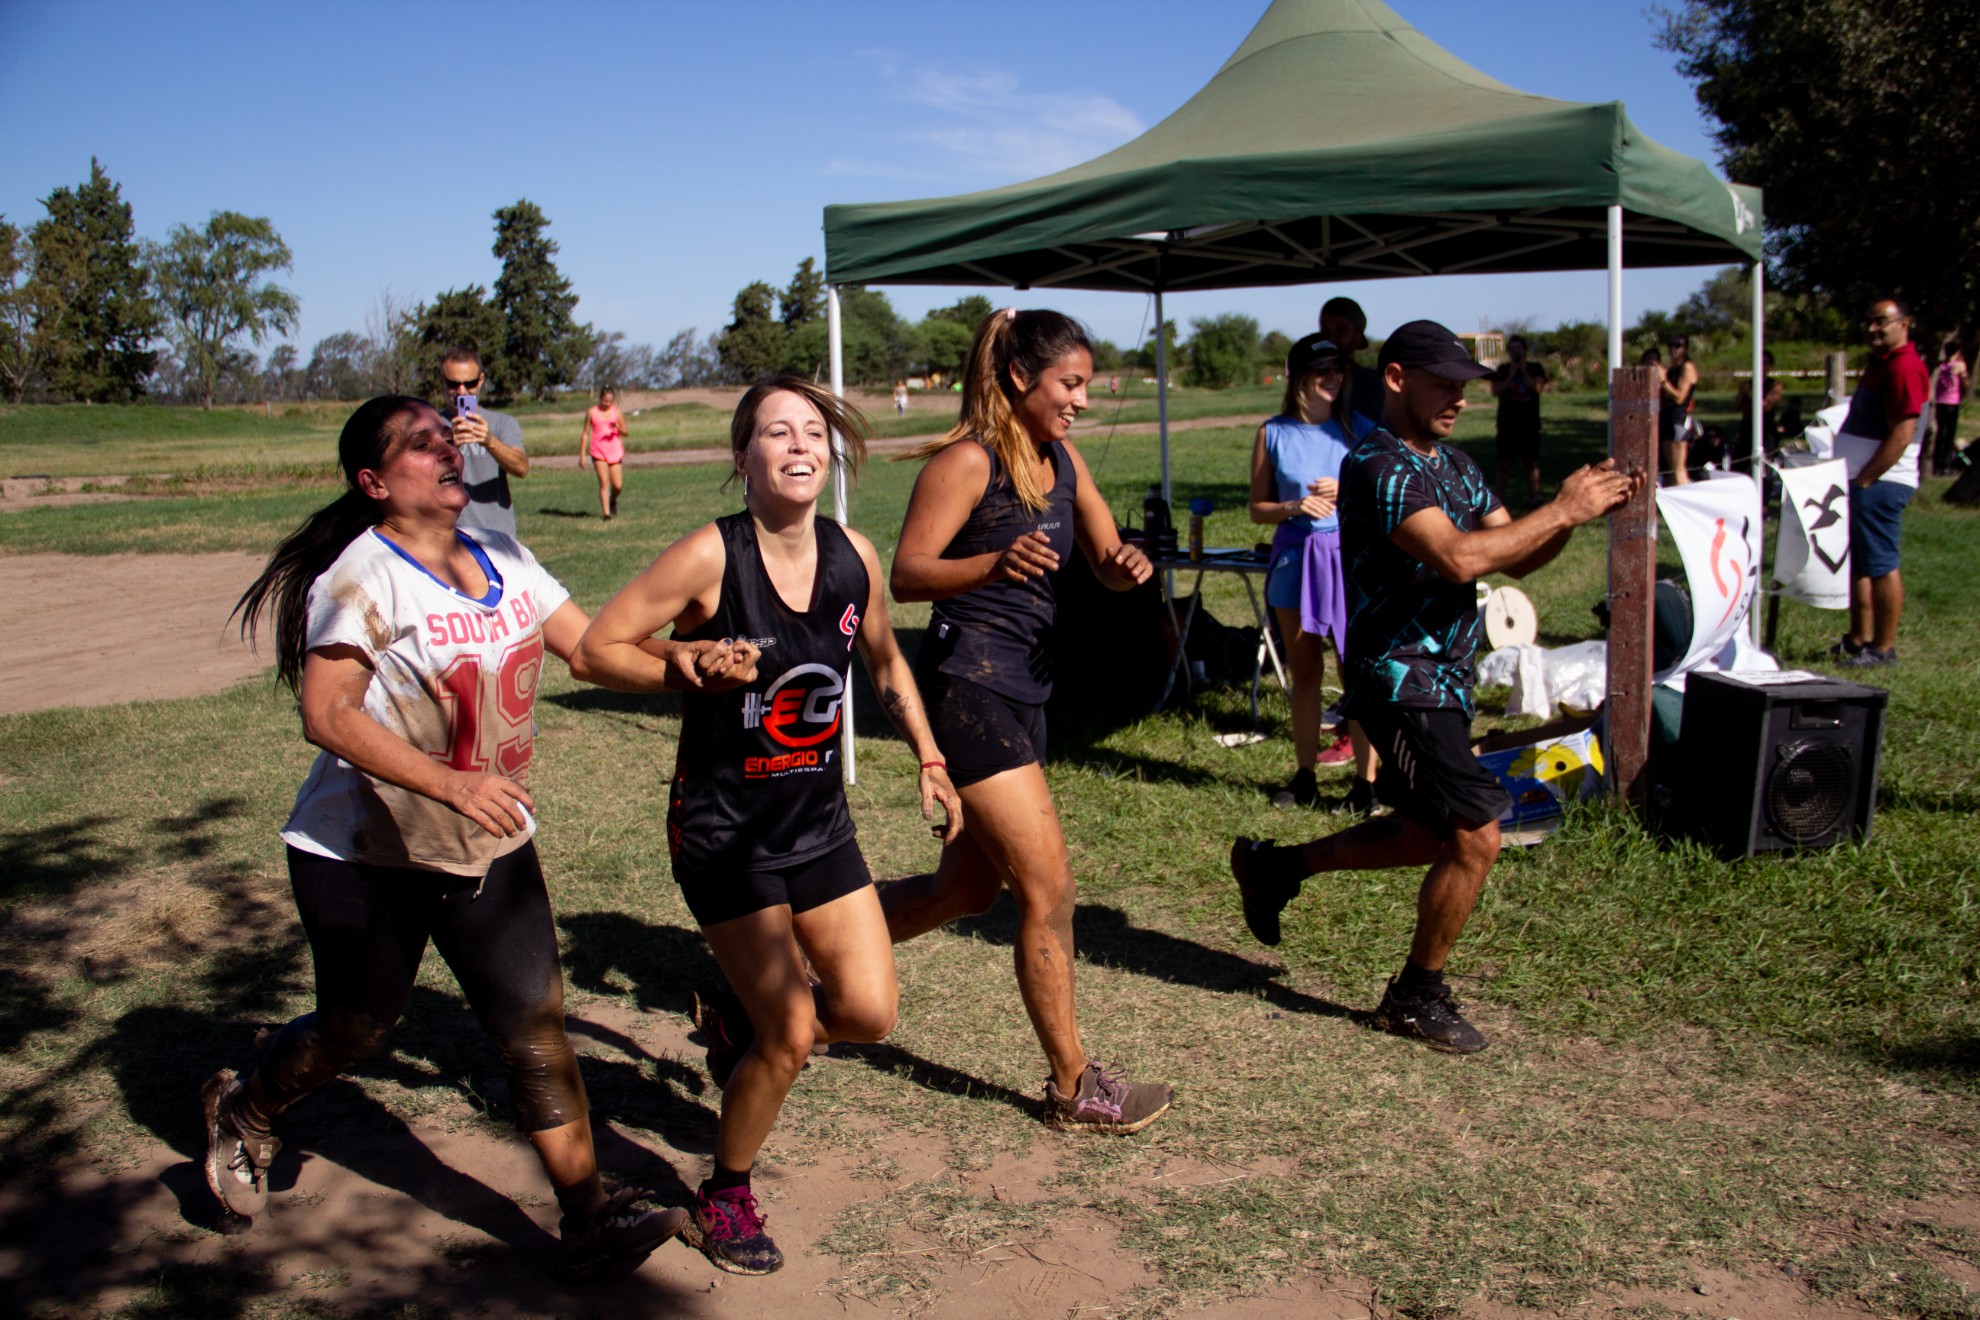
[920, 760, 946, 770]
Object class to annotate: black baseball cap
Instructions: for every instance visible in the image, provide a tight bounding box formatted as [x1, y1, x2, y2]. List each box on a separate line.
[1285, 334, 1343, 380]
[1376, 319, 1493, 381]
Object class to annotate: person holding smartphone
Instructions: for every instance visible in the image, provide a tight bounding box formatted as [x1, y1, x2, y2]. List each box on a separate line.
[441, 347, 529, 536]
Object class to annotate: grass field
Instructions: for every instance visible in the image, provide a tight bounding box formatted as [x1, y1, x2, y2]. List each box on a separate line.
[2, 392, 1978, 1317]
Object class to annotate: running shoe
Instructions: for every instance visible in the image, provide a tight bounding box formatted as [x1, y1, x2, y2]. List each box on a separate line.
[1828, 635, 1866, 660]
[200, 1069, 279, 1220]
[692, 981, 754, 1090]
[1043, 1061, 1173, 1134]
[1268, 767, 1318, 808]
[559, 1188, 689, 1281]
[686, 1183, 784, 1275]
[1335, 778, 1377, 815]
[1228, 837, 1303, 946]
[1369, 978, 1488, 1054]
[1841, 645, 1897, 668]
[1314, 734, 1356, 766]
[1320, 704, 1343, 731]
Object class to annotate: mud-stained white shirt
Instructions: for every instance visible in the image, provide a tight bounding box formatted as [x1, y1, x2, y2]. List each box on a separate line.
[281, 527, 571, 876]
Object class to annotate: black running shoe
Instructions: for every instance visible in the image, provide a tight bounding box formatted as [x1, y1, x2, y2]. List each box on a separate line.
[1335, 778, 1377, 815]
[686, 1184, 784, 1275]
[1268, 767, 1318, 809]
[559, 1188, 689, 1281]
[692, 981, 754, 1089]
[1229, 837, 1303, 946]
[1369, 978, 1488, 1054]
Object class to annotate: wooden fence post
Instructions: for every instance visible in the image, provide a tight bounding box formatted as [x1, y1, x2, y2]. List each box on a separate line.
[1826, 351, 1849, 407]
[1607, 366, 1661, 809]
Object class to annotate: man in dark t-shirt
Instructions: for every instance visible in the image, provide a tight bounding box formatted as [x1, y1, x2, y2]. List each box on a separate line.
[1491, 334, 1547, 506]
[1230, 320, 1642, 1054]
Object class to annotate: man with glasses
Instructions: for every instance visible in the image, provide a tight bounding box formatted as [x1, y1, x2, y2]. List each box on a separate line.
[440, 347, 529, 537]
[1833, 298, 1928, 667]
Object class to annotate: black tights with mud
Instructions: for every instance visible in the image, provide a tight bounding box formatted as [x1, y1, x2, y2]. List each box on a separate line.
[238, 843, 585, 1137]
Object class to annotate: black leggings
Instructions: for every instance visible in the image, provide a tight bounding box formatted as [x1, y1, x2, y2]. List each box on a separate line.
[241, 843, 585, 1134]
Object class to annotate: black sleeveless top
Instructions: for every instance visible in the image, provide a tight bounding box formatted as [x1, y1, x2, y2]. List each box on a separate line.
[921, 440, 1077, 705]
[667, 511, 869, 871]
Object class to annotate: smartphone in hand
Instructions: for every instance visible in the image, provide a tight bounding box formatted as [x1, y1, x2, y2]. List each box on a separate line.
[454, 393, 478, 419]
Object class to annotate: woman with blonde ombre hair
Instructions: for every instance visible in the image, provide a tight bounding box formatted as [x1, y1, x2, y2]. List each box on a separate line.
[880, 307, 1173, 1134]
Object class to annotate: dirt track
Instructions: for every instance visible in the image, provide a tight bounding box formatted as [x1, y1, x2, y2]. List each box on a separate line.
[0, 552, 270, 715]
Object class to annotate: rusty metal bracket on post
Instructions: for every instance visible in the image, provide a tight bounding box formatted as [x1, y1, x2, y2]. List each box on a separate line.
[1606, 366, 1661, 808]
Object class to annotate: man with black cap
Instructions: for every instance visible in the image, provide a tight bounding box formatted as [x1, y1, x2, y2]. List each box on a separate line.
[1230, 320, 1641, 1053]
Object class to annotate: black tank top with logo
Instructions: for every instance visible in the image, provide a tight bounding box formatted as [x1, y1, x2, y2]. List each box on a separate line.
[920, 440, 1077, 705]
[667, 511, 869, 871]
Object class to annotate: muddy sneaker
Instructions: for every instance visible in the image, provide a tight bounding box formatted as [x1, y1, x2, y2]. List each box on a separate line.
[559, 1187, 689, 1281]
[692, 981, 754, 1090]
[1229, 837, 1303, 946]
[1268, 767, 1318, 808]
[200, 1069, 278, 1220]
[1369, 978, 1488, 1054]
[1043, 1062, 1173, 1134]
[1841, 645, 1896, 668]
[686, 1184, 784, 1275]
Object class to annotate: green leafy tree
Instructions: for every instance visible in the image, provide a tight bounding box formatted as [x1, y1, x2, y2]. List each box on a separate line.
[28, 159, 159, 401]
[1089, 338, 1125, 373]
[1129, 320, 1183, 375]
[304, 331, 374, 401]
[147, 212, 299, 410]
[913, 316, 975, 380]
[0, 217, 48, 403]
[780, 256, 825, 330]
[1659, 0, 1980, 336]
[720, 281, 786, 381]
[415, 285, 506, 400]
[1185, 313, 1259, 388]
[928, 293, 996, 330]
[1258, 330, 1293, 375]
[491, 200, 594, 399]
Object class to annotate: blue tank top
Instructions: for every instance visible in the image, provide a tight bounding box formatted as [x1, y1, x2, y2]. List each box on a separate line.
[921, 439, 1077, 705]
[1263, 412, 1369, 541]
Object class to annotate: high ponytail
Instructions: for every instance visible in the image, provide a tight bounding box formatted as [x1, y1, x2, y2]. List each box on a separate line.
[233, 395, 428, 692]
[900, 307, 1092, 513]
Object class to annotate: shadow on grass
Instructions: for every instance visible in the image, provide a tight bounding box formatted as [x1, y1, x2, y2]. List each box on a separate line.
[532, 506, 599, 519]
[0, 814, 134, 901]
[836, 1040, 1038, 1117]
[542, 687, 682, 720]
[948, 894, 1351, 1020]
[1848, 1033, 1980, 1081]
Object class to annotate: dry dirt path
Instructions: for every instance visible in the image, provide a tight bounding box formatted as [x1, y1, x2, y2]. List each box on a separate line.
[0, 997, 1873, 1320]
[0, 552, 268, 715]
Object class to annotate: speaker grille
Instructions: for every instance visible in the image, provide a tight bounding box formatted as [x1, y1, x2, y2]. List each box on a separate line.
[1765, 739, 1854, 844]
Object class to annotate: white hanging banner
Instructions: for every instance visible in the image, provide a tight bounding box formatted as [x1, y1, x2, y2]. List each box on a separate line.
[1771, 458, 1851, 609]
[1655, 474, 1764, 675]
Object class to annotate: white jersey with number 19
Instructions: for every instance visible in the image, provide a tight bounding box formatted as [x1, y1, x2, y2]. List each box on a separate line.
[280, 527, 572, 877]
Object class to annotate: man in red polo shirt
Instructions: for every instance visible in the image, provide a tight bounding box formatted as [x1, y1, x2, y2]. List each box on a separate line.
[1833, 297, 1929, 666]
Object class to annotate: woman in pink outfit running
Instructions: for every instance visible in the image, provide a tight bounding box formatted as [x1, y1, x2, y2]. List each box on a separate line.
[579, 387, 628, 520]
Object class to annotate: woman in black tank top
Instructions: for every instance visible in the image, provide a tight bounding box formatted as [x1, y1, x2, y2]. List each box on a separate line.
[571, 376, 959, 1276]
[884, 308, 1174, 1135]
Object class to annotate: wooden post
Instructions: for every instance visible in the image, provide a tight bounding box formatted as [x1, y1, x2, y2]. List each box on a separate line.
[1607, 366, 1661, 808]
[1825, 351, 1849, 407]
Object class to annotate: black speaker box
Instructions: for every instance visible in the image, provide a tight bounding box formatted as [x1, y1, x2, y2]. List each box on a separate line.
[1678, 670, 1888, 858]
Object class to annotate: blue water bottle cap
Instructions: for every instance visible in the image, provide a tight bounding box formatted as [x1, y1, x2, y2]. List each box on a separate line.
[1188, 497, 1214, 515]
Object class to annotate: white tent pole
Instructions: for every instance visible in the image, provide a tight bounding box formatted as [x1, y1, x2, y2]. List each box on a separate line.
[1155, 287, 1171, 508]
[1606, 206, 1624, 393]
[826, 284, 855, 786]
[1750, 259, 1766, 646]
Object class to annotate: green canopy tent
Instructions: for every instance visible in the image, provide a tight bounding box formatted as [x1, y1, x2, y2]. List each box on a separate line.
[816, 0, 1766, 789]
[821, 0, 1765, 507]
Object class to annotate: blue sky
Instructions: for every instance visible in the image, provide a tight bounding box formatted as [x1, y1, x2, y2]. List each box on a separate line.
[0, 1, 1736, 360]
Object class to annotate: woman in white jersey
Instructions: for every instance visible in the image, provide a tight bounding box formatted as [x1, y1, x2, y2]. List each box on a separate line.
[572, 375, 960, 1276]
[202, 395, 687, 1280]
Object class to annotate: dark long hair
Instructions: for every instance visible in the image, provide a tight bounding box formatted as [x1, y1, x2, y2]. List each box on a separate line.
[901, 308, 1093, 512]
[233, 395, 428, 692]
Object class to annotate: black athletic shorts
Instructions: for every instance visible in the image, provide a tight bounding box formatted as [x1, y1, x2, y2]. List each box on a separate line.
[1359, 705, 1511, 839]
[918, 670, 1046, 788]
[674, 836, 873, 928]
[1494, 422, 1540, 463]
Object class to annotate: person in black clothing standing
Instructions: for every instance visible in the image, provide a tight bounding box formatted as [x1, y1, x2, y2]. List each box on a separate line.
[1229, 322, 1641, 1053]
[572, 376, 960, 1276]
[882, 308, 1173, 1134]
[1490, 334, 1547, 506]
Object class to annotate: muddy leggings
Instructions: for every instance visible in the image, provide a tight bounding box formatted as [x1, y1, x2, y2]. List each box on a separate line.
[238, 842, 586, 1136]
